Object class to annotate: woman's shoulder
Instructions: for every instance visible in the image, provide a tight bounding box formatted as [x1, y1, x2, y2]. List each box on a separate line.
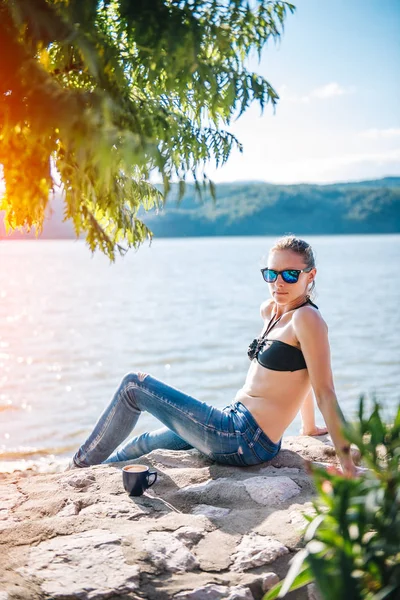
[293, 302, 328, 333]
[260, 298, 274, 320]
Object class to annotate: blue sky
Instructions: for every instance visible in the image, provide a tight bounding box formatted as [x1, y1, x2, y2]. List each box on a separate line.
[207, 0, 400, 184]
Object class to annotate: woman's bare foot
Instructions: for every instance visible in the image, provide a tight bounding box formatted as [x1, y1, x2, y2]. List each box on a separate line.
[300, 425, 328, 437]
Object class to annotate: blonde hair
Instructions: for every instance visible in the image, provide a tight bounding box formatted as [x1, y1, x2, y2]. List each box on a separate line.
[269, 235, 316, 297]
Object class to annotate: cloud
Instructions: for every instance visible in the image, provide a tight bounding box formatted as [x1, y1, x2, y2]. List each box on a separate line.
[290, 148, 400, 171]
[208, 146, 400, 185]
[360, 128, 400, 139]
[309, 82, 353, 99]
[281, 148, 400, 184]
[279, 82, 355, 104]
[272, 148, 400, 183]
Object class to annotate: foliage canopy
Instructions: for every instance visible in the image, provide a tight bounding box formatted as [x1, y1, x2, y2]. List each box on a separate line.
[0, 0, 294, 258]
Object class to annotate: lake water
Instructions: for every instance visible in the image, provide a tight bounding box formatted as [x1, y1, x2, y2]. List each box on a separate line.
[0, 235, 399, 473]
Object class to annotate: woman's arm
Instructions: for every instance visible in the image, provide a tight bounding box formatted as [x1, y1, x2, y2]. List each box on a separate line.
[293, 308, 357, 477]
[300, 388, 328, 436]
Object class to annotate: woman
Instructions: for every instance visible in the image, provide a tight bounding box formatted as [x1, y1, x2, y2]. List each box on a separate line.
[70, 235, 356, 477]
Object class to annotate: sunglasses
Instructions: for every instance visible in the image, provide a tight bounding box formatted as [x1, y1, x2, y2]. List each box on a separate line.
[260, 267, 312, 284]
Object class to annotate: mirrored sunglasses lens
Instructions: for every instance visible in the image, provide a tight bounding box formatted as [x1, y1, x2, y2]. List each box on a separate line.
[282, 270, 299, 283]
[264, 269, 277, 282]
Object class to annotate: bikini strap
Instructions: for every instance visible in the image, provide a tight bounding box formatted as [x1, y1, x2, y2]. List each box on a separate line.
[262, 297, 318, 340]
[304, 298, 319, 309]
[264, 313, 282, 338]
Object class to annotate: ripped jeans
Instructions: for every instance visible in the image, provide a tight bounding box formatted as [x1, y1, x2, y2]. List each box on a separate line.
[72, 372, 282, 468]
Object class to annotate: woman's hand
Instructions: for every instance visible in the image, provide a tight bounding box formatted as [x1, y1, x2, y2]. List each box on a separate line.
[337, 443, 362, 478]
[339, 456, 358, 478]
[323, 460, 359, 482]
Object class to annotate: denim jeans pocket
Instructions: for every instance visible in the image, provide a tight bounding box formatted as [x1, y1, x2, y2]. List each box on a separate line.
[241, 427, 280, 464]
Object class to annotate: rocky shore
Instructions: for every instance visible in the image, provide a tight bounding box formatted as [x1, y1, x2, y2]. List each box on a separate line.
[0, 436, 344, 600]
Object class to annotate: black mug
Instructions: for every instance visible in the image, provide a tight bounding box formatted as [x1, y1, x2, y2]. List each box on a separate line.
[122, 464, 157, 497]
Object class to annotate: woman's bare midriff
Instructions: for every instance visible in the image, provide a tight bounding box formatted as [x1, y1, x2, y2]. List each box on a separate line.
[235, 360, 311, 444]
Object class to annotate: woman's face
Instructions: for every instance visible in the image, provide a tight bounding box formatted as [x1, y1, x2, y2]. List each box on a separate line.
[267, 249, 316, 306]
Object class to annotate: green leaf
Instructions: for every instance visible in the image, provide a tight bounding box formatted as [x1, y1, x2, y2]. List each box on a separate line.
[262, 563, 314, 599]
[277, 549, 310, 597]
[209, 179, 217, 204]
[304, 514, 325, 542]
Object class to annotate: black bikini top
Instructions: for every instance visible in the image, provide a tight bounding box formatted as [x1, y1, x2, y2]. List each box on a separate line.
[247, 298, 318, 372]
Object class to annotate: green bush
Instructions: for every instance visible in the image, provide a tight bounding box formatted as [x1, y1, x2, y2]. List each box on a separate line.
[264, 397, 400, 600]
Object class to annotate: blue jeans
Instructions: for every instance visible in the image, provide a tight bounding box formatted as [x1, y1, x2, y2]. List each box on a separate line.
[73, 373, 281, 468]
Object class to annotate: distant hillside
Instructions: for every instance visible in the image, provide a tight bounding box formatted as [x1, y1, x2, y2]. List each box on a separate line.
[1, 177, 399, 240]
[141, 177, 400, 237]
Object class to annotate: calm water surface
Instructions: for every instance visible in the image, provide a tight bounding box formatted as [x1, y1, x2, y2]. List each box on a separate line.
[0, 235, 399, 472]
